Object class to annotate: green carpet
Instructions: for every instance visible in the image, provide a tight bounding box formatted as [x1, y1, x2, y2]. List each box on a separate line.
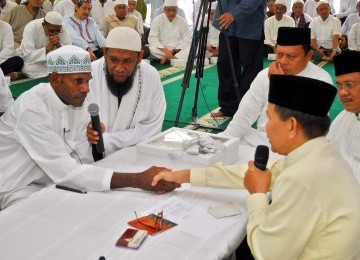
[8, 58, 344, 133]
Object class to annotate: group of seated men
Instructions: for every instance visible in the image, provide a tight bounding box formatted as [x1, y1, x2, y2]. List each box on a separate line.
[0, 0, 220, 81]
[264, 0, 360, 60]
[1, 0, 360, 258]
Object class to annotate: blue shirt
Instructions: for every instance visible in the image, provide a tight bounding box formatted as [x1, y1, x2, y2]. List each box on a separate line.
[212, 0, 266, 41]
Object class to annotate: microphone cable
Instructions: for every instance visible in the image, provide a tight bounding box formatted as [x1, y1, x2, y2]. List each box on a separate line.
[63, 128, 82, 164]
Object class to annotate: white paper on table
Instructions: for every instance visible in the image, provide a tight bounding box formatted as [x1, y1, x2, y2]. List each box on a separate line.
[141, 196, 240, 240]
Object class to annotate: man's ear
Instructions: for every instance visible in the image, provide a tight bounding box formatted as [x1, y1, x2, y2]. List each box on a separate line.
[288, 117, 298, 139]
[137, 50, 144, 64]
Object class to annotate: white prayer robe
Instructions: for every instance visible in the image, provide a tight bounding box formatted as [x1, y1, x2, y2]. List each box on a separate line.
[53, 0, 75, 17]
[341, 13, 360, 36]
[0, 20, 15, 66]
[87, 58, 166, 155]
[0, 68, 13, 113]
[336, 0, 357, 19]
[0, 83, 113, 209]
[310, 15, 341, 50]
[348, 22, 360, 50]
[90, 0, 115, 35]
[222, 62, 333, 146]
[148, 13, 191, 60]
[264, 15, 295, 47]
[129, 9, 144, 35]
[0, 1, 17, 20]
[18, 18, 72, 78]
[328, 111, 360, 185]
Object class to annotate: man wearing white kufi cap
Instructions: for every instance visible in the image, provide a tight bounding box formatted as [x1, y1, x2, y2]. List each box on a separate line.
[103, 0, 140, 37]
[309, 0, 341, 61]
[148, 0, 191, 64]
[87, 27, 166, 156]
[90, 0, 115, 35]
[153, 0, 188, 22]
[264, 0, 295, 56]
[286, 0, 313, 28]
[0, 45, 178, 210]
[18, 11, 72, 79]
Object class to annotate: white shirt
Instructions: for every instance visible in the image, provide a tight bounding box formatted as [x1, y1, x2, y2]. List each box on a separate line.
[42, 0, 54, 12]
[328, 111, 360, 185]
[129, 9, 144, 35]
[90, 0, 115, 34]
[0, 20, 15, 65]
[88, 59, 166, 155]
[0, 68, 13, 113]
[348, 22, 360, 50]
[222, 62, 333, 140]
[17, 18, 72, 78]
[0, 83, 114, 209]
[145, 0, 163, 21]
[310, 15, 341, 49]
[341, 13, 360, 35]
[336, 0, 358, 19]
[304, 0, 335, 18]
[0, 1, 17, 20]
[148, 13, 191, 50]
[264, 15, 295, 46]
[53, 0, 75, 17]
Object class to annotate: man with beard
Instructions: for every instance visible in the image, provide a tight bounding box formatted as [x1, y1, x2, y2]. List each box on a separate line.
[0, 45, 178, 210]
[86, 27, 166, 157]
[2, 0, 46, 48]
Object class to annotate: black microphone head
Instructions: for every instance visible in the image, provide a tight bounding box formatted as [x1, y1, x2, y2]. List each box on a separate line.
[88, 103, 99, 116]
[254, 145, 269, 171]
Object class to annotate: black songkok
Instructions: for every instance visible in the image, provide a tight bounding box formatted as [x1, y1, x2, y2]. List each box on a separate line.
[268, 75, 336, 117]
[277, 27, 310, 46]
[334, 51, 360, 76]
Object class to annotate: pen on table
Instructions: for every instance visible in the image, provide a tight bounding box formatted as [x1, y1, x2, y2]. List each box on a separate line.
[55, 185, 87, 194]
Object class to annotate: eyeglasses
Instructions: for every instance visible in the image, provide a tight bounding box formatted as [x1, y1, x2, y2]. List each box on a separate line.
[134, 210, 163, 231]
[335, 81, 358, 91]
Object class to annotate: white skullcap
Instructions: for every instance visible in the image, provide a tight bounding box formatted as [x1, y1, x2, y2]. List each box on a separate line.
[292, 0, 304, 5]
[44, 11, 63, 26]
[211, 2, 217, 9]
[164, 0, 178, 7]
[47, 45, 92, 74]
[105, 27, 141, 52]
[114, 0, 127, 5]
[316, 0, 328, 8]
[274, 0, 287, 7]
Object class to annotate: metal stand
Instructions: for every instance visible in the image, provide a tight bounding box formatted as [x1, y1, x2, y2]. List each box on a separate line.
[174, 0, 239, 130]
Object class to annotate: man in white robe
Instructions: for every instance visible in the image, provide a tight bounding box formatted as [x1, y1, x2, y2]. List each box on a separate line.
[0, 0, 17, 20]
[18, 11, 72, 79]
[90, 0, 115, 35]
[221, 27, 332, 146]
[0, 45, 177, 210]
[53, 0, 76, 17]
[148, 0, 191, 64]
[0, 68, 13, 117]
[328, 51, 360, 185]
[86, 27, 166, 156]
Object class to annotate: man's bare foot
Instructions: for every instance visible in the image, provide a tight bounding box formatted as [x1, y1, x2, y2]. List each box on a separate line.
[160, 58, 169, 64]
[212, 110, 224, 117]
[6, 72, 22, 80]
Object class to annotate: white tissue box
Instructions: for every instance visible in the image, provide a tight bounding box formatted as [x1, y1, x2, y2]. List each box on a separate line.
[136, 127, 240, 166]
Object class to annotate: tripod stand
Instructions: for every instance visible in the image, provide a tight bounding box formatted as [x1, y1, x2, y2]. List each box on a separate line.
[174, 0, 239, 130]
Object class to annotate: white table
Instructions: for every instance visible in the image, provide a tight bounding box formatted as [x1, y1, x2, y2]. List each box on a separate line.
[0, 145, 279, 260]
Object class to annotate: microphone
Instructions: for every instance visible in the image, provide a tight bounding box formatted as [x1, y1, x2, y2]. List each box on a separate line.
[254, 145, 269, 171]
[88, 103, 105, 154]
